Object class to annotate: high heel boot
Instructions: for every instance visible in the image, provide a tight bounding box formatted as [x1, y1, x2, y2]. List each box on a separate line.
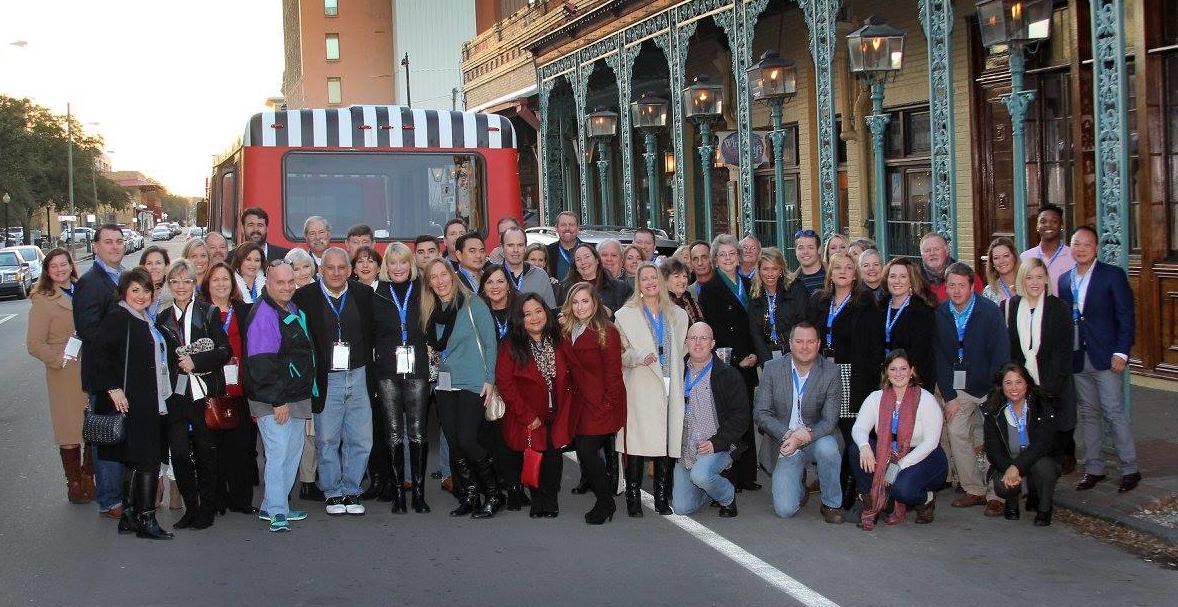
[624, 455, 645, 518]
[604, 437, 621, 496]
[117, 468, 138, 535]
[59, 446, 89, 504]
[388, 443, 407, 514]
[134, 470, 174, 540]
[471, 456, 505, 519]
[448, 458, 478, 517]
[652, 457, 674, 515]
[409, 441, 430, 513]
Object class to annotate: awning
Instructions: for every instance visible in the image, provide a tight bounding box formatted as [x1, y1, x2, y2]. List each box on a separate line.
[468, 84, 538, 114]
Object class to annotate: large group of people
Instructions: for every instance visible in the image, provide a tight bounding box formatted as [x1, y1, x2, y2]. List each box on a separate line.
[25, 203, 1140, 538]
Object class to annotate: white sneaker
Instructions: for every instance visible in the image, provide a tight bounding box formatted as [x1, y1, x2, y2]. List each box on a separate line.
[325, 496, 347, 515]
[343, 495, 365, 515]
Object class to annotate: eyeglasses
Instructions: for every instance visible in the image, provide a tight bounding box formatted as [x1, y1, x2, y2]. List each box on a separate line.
[269, 259, 292, 267]
[794, 229, 817, 239]
[167, 278, 195, 286]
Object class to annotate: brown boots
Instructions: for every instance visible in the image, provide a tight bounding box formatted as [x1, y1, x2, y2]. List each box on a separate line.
[59, 446, 95, 504]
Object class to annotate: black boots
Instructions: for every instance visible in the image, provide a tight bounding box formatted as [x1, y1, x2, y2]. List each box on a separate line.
[409, 441, 430, 513]
[448, 458, 479, 517]
[1004, 498, 1020, 520]
[117, 468, 138, 535]
[134, 470, 174, 540]
[299, 482, 324, 502]
[360, 473, 387, 501]
[389, 444, 408, 514]
[173, 493, 199, 529]
[652, 457, 674, 515]
[604, 438, 620, 496]
[471, 457, 505, 519]
[625, 455, 645, 518]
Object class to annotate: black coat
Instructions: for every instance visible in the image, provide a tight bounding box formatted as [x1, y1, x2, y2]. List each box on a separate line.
[697, 273, 758, 389]
[1003, 294, 1075, 429]
[155, 299, 233, 410]
[983, 393, 1057, 479]
[880, 295, 938, 394]
[372, 279, 428, 380]
[92, 305, 167, 466]
[73, 263, 119, 392]
[705, 355, 751, 458]
[808, 290, 885, 414]
[546, 240, 582, 281]
[748, 279, 809, 362]
[293, 280, 375, 413]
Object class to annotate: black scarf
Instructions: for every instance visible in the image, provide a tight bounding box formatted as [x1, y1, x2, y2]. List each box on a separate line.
[426, 293, 462, 353]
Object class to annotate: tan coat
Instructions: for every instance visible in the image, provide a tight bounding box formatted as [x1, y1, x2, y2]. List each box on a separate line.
[26, 287, 89, 446]
[615, 302, 688, 457]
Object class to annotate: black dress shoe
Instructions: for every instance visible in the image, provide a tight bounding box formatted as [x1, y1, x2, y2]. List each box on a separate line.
[718, 498, 737, 518]
[1033, 509, 1053, 526]
[738, 481, 762, 491]
[1117, 472, 1142, 493]
[1003, 500, 1020, 521]
[1075, 473, 1106, 491]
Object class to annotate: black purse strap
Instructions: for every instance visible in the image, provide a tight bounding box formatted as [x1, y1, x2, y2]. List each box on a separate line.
[123, 320, 130, 392]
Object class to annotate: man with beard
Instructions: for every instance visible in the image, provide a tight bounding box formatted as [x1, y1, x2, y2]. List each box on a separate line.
[239, 207, 290, 264]
[303, 216, 332, 268]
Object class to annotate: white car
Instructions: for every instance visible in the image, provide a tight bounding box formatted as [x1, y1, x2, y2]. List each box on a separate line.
[5, 245, 44, 282]
[151, 226, 172, 241]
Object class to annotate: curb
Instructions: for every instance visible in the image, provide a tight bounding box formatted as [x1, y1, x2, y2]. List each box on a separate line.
[1056, 492, 1178, 547]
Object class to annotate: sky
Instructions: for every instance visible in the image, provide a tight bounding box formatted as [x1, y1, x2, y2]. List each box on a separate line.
[0, 0, 284, 197]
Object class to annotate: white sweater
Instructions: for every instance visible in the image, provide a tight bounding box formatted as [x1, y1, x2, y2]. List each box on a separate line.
[852, 388, 943, 470]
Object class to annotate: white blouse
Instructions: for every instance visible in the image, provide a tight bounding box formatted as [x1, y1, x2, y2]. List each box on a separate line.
[852, 388, 943, 470]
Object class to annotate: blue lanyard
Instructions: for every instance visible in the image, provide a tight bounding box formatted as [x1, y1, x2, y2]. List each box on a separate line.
[999, 280, 1013, 299]
[61, 286, 75, 299]
[738, 267, 756, 281]
[389, 282, 414, 344]
[558, 246, 573, 268]
[221, 305, 234, 334]
[147, 321, 167, 366]
[736, 276, 746, 303]
[949, 294, 976, 362]
[826, 292, 851, 348]
[505, 263, 527, 291]
[248, 280, 259, 301]
[1007, 401, 1029, 450]
[495, 317, 508, 339]
[321, 284, 348, 341]
[791, 367, 809, 403]
[1069, 268, 1089, 322]
[766, 294, 779, 343]
[891, 403, 901, 454]
[643, 304, 665, 366]
[1040, 245, 1064, 269]
[684, 359, 713, 409]
[884, 295, 910, 353]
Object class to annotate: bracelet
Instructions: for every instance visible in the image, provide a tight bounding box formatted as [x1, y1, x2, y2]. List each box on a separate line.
[108, 388, 122, 394]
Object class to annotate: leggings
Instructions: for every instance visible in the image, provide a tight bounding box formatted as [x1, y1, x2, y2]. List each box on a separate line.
[575, 434, 612, 501]
[377, 377, 431, 447]
[436, 389, 487, 463]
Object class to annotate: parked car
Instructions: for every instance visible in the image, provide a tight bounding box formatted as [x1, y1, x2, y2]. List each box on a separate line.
[151, 226, 172, 241]
[525, 225, 679, 256]
[130, 231, 144, 250]
[6, 245, 45, 281]
[120, 229, 137, 254]
[187, 226, 206, 239]
[0, 248, 34, 299]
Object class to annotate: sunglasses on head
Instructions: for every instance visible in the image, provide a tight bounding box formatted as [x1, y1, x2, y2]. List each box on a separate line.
[794, 229, 818, 238]
[269, 259, 292, 267]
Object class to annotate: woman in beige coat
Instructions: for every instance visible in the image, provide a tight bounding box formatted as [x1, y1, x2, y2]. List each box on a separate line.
[615, 262, 688, 517]
[25, 248, 93, 503]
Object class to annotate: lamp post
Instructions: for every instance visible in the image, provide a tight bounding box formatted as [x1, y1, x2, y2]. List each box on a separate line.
[747, 50, 798, 251]
[631, 93, 669, 229]
[2, 193, 10, 247]
[585, 108, 618, 224]
[401, 53, 412, 107]
[977, 0, 1053, 252]
[683, 75, 725, 242]
[847, 15, 906, 259]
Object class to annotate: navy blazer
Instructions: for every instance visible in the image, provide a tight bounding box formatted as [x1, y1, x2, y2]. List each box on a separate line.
[73, 263, 119, 392]
[1057, 261, 1134, 372]
[934, 295, 1010, 401]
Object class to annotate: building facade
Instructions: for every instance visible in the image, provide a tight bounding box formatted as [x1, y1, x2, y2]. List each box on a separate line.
[463, 0, 1178, 382]
[282, 0, 396, 108]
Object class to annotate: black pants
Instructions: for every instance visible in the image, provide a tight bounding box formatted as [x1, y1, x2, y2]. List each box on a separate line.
[480, 420, 519, 485]
[837, 417, 857, 508]
[436, 389, 487, 463]
[166, 399, 217, 509]
[992, 456, 1062, 512]
[377, 377, 431, 447]
[368, 384, 391, 478]
[575, 434, 612, 502]
[526, 448, 564, 508]
[213, 397, 256, 509]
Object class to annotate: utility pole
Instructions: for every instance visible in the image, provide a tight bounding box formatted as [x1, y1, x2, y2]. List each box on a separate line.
[401, 53, 412, 108]
[66, 103, 75, 231]
[451, 87, 458, 111]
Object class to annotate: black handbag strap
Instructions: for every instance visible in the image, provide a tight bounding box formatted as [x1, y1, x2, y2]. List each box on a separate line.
[123, 320, 131, 391]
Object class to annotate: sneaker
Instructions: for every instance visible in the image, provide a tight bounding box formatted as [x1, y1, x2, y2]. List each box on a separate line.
[325, 496, 347, 516]
[287, 510, 308, 521]
[268, 513, 290, 533]
[343, 495, 366, 515]
[257, 510, 270, 521]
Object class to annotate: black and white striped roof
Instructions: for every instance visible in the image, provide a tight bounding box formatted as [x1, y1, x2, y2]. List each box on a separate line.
[243, 106, 516, 149]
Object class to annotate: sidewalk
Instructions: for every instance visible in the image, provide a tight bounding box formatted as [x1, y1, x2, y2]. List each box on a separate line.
[1054, 382, 1178, 545]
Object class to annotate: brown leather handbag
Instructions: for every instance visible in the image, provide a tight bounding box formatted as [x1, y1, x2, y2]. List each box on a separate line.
[204, 397, 241, 431]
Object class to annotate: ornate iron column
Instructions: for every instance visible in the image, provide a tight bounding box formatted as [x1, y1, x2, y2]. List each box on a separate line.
[1089, 0, 1131, 269]
[538, 78, 557, 226]
[685, 74, 726, 244]
[1003, 49, 1036, 252]
[661, 12, 698, 243]
[741, 0, 772, 238]
[865, 84, 892, 257]
[712, 4, 749, 234]
[800, 0, 841, 238]
[572, 59, 591, 224]
[919, 0, 958, 255]
[606, 42, 642, 228]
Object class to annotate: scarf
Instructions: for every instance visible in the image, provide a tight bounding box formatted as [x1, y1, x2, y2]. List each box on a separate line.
[426, 293, 462, 354]
[670, 291, 704, 326]
[717, 271, 748, 308]
[863, 385, 920, 523]
[1016, 297, 1044, 383]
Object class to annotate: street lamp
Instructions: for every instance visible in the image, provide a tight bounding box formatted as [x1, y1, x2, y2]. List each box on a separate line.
[748, 50, 798, 252]
[976, 0, 1053, 251]
[631, 92, 669, 229]
[585, 108, 618, 224]
[848, 15, 905, 259]
[683, 75, 724, 242]
[2, 193, 10, 247]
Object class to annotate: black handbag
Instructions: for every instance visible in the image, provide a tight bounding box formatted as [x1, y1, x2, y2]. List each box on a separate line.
[83, 323, 129, 446]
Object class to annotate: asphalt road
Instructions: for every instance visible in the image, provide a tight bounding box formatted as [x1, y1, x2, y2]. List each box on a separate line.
[0, 238, 1172, 606]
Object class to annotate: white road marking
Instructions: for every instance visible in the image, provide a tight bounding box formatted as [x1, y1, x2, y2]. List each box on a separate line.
[0, 314, 16, 325]
[566, 453, 840, 607]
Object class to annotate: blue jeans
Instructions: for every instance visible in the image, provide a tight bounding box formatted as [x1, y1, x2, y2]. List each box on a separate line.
[672, 452, 734, 514]
[257, 413, 305, 518]
[314, 368, 374, 498]
[770, 434, 843, 518]
[849, 440, 949, 506]
[89, 394, 124, 511]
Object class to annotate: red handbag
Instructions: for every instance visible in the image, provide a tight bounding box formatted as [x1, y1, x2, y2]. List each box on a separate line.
[204, 397, 241, 431]
[521, 433, 542, 489]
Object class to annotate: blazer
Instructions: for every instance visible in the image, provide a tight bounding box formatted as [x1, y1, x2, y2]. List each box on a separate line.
[614, 303, 689, 457]
[371, 279, 428, 380]
[1057, 261, 1135, 372]
[697, 273, 758, 388]
[880, 296, 938, 394]
[1003, 295, 1073, 402]
[293, 279, 375, 413]
[546, 239, 582, 281]
[233, 242, 291, 266]
[753, 355, 843, 472]
[560, 323, 626, 436]
[156, 299, 233, 408]
[73, 262, 119, 392]
[748, 279, 809, 362]
[808, 290, 885, 414]
[982, 393, 1058, 480]
[934, 295, 1010, 402]
[494, 339, 574, 452]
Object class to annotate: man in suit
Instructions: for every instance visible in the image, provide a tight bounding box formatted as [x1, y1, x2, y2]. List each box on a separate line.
[240, 207, 290, 264]
[293, 247, 375, 516]
[73, 224, 129, 518]
[1059, 226, 1140, 493]
[753, 321, 844, 523]
[547, 211, 582, 281]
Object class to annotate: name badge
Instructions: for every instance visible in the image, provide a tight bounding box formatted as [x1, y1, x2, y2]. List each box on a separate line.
[396, 345, 416, 375]
[662, 376, 671, 396]
[1073, 322, 1081, 351]
[63, 336, 82, 361]
[952, 362, 967, 391]
[437, 371, 453, 391]
[771, 349, 783, 360]
[332, 341, 351, 371]
[175, 373, 189, 396]
[884, 462, 901, 484]
[224, 362, 239, 386]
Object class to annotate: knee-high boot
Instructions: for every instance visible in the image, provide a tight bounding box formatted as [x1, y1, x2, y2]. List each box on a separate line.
[80, 446, 96, 502]
[471, 456, 505, 519]
[135, 470, 174, 540]
[117, 468, 138, 535]
[389, 442, 407, 514]
[408, 441, 430, 513]
[604, 436, 621, 496]
[59, 446, 89, 504]
[624, 455, 645, 518]
[449, 458, 478, 517]
[652, 457, 674, 515]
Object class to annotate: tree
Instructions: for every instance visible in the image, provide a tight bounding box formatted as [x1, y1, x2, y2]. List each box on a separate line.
[159, 192, 191, 224]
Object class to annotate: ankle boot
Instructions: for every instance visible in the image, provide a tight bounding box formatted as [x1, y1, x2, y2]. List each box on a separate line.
[471, 457, 505, 519]
[118, 468, 138, 535]
[59, 446, 89, 504]
[389, 444, 407, 514]
[571, 458, 591, 495]
[449, 458, 478, 517]
[584, 496, 616, 525]
[190, 505, 215, 530]
[360, 472, 386, 501]
[505, 484, 525, 511]
[624, 455, 645, 518]
[1003, 498, 1020, 521]
[409, 441, 430, 513]
[135, 471, 174, 540]
[80, 446, 96, 502]
[652, 457, 673, 515]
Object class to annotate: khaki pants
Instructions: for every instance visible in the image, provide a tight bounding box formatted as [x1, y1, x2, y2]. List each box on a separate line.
[944, 392, 993, 499]
[298, 419, 317, 483]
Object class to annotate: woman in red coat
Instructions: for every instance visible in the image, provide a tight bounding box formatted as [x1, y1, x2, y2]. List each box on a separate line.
[559, 282, 626, 525]
[496, 293, 573, 518]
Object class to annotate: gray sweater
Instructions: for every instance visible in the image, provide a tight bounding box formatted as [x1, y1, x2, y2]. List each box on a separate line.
[507, 263, 557, 308]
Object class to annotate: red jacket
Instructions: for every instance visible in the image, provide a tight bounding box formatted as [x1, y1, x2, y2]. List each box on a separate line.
[495, 340, 574, 451]
[560, 323, 626, 436]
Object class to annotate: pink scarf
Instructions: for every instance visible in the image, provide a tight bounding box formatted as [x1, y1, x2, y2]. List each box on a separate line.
[863, 386, 920, 523]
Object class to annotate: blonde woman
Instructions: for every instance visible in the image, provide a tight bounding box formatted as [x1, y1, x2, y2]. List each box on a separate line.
[749, 247, 808, 362]
[182, 237, 211, 289]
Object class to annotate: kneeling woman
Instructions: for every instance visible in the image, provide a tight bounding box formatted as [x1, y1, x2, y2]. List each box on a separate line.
[93, 268, 174, 539]
[496, 294, 573, 518]
[849, 350, 947, 530]
[983, 363, 1060, 526]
